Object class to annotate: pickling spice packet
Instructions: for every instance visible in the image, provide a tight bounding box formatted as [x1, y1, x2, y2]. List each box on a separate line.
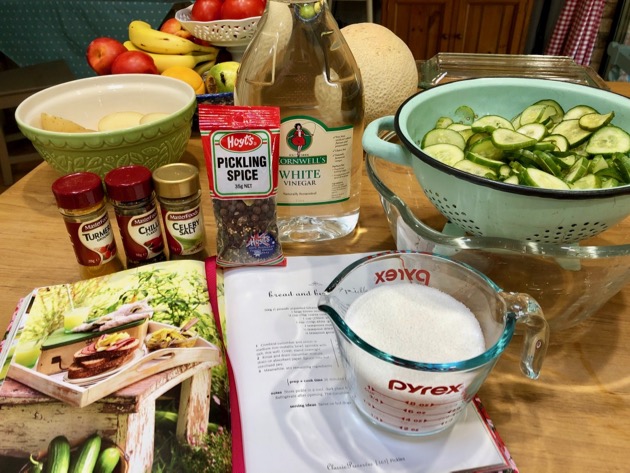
[199, 105, 285, 267]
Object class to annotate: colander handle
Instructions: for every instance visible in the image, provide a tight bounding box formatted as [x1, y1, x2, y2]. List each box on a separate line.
[500, 291, 549, 380]
[362, 116, 414, 166]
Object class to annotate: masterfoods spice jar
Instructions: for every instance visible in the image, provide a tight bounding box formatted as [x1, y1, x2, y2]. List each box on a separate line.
[104, 165, 166, 268]
[52, 172, 123, 279]
[152, 163, 208, 261]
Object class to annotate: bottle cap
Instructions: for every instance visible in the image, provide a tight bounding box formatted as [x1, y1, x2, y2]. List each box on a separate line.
[52, 172, 105, 210]
[152, 163, 200, 199]
[104, 165, 154, 202]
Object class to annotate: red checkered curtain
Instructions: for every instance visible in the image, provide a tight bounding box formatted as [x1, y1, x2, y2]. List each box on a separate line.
[544, 0, 606, 65]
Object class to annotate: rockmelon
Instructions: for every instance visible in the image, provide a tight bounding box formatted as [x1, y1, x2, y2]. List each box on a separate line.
[341, 23, 418, 126]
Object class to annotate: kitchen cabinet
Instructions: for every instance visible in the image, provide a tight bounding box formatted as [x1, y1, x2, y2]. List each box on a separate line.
[381, 0, 534, 60]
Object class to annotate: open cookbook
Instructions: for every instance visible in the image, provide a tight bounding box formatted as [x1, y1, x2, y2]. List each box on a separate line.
[1, 255, 519, 472]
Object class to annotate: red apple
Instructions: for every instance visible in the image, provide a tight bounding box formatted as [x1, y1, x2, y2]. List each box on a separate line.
[111, 51, 159, 75]
[86, 37, 127, 75]
[159, 18, 194, 40]
[191, 0, 223, 21]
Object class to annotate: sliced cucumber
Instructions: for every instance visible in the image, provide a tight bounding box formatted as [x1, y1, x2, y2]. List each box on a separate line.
[471, 115, 514, 132]
[421, 128, 467, 150]
[491, 128, 537, 150]
[579, 111, 614, 131]
[563, 105, 598, 121]
[551, 119, 592, 147]
[519, 104, 548, 125]
[454, 105, 475, 124]
[584, 125, 630, 155]
[533, 150, 563, 177]
[434, 116, 453, 129]
[468, 136, 504, 160]
[612, 153, 630, 182]
[466, 151, 505, 170]
[517, 123, 548, 141]
[422, 143, 465, 166]
[417, 98, 628, 191]
[571, 173, 602, 189]
[563, 156, 589, 183]
[588, 155, 609, 174]
[541, 134, 569, 152]
[454, 159, 497, 179]
[534, 99, 564, 124]
[447, 123, 474, 142]
[503, 174, 520, 185]
[522, 167, 570, 190]
[555, 154, 577, 169]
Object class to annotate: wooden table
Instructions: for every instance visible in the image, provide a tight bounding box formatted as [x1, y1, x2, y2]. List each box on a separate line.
[1, 81, 630, 471]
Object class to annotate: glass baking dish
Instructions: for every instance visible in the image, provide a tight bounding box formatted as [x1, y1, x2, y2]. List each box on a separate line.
[418, 53, 609, 90]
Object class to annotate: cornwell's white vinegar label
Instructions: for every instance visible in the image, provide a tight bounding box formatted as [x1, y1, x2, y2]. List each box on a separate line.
[278, 116, 353, 206]
[210, 130, 273, 197]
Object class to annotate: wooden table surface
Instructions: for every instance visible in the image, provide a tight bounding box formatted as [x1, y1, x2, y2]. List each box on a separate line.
[2, 81, 630, 472]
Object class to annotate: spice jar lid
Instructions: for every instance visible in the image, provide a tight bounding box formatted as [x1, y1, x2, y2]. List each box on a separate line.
[152, 163, 200, 199]
[52, 172, 105, 210]
[104, 165, 154, 202]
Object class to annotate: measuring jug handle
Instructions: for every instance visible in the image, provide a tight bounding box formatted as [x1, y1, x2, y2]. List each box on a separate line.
[362, 116, 414, 167]
[500, 291, 549, 380]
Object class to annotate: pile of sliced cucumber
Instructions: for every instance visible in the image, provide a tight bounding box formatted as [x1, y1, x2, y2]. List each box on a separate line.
[419, 99, 630, 190]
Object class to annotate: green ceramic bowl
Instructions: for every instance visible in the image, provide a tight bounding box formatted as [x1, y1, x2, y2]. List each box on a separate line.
[15, 74, 197, 178]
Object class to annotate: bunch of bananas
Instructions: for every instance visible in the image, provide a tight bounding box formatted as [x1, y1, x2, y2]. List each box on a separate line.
[125, 20, 219, 76]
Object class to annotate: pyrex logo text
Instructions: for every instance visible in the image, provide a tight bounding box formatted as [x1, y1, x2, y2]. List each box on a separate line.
[374, 268, 430, 285]
[389, 380, 463, 396]
[220, 132, 262, 152]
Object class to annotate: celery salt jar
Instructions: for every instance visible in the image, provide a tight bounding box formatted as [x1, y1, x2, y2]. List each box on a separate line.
[152, 163, 208, 261]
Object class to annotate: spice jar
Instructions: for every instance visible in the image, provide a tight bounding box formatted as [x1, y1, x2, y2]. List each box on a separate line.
[52, 172, 123, 279]
[152, 163, 208, 261]
[104, 165, 166, 268]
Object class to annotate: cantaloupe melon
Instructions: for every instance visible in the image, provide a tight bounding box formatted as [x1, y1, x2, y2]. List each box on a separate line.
[341, 23, 418, 126]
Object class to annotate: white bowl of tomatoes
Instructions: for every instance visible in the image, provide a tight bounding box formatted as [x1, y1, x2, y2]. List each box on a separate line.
[175, 1, 264, 47]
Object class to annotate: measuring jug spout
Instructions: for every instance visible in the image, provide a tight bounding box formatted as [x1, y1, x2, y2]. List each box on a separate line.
[500, 291, 549, 380]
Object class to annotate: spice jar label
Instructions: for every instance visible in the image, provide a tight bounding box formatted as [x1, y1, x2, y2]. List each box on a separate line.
[162, 205, 205, 256]
[68, 212, 118, 266]
[116, 206, 165, 261]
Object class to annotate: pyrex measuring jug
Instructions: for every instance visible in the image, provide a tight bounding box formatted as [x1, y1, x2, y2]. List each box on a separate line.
[318, 251, 549, 436]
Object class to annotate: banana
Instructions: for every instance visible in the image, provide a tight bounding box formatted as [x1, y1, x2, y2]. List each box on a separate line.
[128, 20, 218, 55]
[123, 41, 217, 73]
[194, 60, 217, 77]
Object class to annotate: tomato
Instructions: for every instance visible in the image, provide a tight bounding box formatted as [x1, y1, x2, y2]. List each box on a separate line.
[220, 0, 265, 20]
[191, 0, 223, 22]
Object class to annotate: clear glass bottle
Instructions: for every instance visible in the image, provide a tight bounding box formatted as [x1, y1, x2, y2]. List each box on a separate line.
[104, 165, 166, 268]
[51, 172, 123, 279]
[235, 0, 365, 243]
[152, 163, 208, 261]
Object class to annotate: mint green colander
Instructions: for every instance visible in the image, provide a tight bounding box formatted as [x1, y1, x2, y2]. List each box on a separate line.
[362, 78, 630, 244]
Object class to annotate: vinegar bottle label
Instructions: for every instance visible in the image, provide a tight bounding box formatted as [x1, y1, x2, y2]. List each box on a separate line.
[278, 116, 353, 206]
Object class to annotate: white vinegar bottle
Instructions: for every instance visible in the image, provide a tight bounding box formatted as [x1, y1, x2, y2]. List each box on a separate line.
[235, 0, 364, 243]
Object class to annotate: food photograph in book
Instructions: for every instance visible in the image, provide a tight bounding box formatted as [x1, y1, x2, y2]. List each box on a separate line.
[0, 260, 230, 424]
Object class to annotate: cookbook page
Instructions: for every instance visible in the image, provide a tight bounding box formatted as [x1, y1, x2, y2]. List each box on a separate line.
[223, 253, 514, 473]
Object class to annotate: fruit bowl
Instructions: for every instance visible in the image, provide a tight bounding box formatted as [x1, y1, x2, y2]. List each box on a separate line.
[366, 132, 630, 332]
[362, 77, 630, 244]
[175, 5, 260, 60]
[15, 74, 196, 178]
